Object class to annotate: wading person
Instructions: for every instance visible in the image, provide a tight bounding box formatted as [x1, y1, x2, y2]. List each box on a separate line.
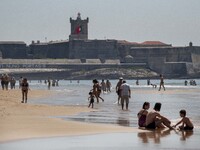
[158, 74, 165, 91]
[116, 77, 123, 104]
[92, 79, 104, 103]
[88, 92, 95, 108]
[120, 80, 131, 110]
[137, 102, 150, 127]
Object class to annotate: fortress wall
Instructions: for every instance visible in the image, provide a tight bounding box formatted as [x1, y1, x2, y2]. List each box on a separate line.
[191, 53, 200, 72]
[148, 56, 187, 75]
[69, 40, 118, 59]
[29, 41, 69, 59]
[0, 59, 120, 65]
[29, 44, 48, 58]
[0, 59, 82, 64]
[47, 41, 69, 58]
[130, 46, 192, 63]
[148, 57, 165, 73]
[163, 62, 187, 75]
[0, 42, 27, 59]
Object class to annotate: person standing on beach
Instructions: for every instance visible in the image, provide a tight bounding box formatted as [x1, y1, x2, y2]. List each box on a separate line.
[4, 74, 10, 90]
[120, 80, 131, 110]
[116, 77, 123, 104]
[158, 74, 165, 91]
[21, 78, 29, 103]
[145, 102, 173, 130]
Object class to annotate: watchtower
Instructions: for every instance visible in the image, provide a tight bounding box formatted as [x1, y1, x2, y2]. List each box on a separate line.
[69, 13, 89, 40]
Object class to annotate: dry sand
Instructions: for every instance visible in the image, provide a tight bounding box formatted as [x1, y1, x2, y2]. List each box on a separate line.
[0, 89, 137, 143]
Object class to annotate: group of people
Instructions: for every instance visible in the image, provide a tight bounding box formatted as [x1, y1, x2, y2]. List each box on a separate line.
[88, 77, 132, 110]
[89, 75, 166, 110]
[135, 74, 166, 91]
[137, 102, 194, 131]
[100, 79, 112, 93]
[184, 80, 197, 86]
[1, 74, 30, 103]
[1, 74, 16, 90]
[88, 79, 112, 108]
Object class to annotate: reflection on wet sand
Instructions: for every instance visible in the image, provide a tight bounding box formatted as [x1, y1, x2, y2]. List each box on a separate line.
[179, 130, 194, 141]
[117, 117, 130, 127]
[138, 129, 194, 143]
[138, 129, 193, 144]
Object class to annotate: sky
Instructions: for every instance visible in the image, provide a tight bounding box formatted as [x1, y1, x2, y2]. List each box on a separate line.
[0, 0, 200, 46]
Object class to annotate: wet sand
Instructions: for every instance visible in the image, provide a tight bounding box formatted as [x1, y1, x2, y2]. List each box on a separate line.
[0, 129, 199, 150]
[0, 89, 136, 143]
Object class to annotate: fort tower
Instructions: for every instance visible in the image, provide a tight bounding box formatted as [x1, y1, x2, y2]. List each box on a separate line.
[69, 13, 89, 41]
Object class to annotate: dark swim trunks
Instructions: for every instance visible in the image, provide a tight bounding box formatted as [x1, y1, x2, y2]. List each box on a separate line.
[146, 122, 156, 129]
[90, 98, 94, 103]
[183, 126, 194, 130]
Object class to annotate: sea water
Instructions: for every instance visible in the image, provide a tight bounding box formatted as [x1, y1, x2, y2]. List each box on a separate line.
[28, 79, 200, 128]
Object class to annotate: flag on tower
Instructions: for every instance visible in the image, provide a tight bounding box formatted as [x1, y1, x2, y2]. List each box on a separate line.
[75, 25, 82, 34]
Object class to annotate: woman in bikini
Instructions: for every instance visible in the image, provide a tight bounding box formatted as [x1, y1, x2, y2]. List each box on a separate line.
[137, 102, 150, 127]
[21, 78, 29, 103]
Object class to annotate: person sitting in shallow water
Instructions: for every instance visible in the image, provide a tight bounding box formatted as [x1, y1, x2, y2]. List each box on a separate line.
[137, 102, 150, 127]
[173, 109, 194, 130]
[145, 103, 173, 130]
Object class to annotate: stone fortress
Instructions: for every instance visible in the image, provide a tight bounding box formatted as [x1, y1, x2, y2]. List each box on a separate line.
[0, 13, 200, 77]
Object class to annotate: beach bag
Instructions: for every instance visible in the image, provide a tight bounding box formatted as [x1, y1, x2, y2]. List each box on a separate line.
[138, 114, 146, 127]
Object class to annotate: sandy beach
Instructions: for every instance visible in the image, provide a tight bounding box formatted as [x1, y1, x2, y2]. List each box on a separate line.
[0, 89, 136, 143]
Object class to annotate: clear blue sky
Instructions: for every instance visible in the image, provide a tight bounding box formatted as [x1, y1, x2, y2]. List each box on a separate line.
[0, 0, 200, 46]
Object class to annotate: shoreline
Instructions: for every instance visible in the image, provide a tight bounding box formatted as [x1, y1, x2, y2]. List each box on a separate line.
[0, 89, 137, 143]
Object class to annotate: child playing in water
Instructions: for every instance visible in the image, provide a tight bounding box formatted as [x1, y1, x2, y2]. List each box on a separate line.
[88, 92, 95, 108]
[173, 109, 194, 130]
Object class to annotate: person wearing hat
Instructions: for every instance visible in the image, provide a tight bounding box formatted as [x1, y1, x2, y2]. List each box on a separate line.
[115, 77, 123, 104]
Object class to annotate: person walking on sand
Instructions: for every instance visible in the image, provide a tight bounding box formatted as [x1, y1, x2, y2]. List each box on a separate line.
[145, 102, 173, 130]
[21, 78, 30, 103]
[137, 102, 150, 127]
[116, 77, 123, 104]
[173, 109, 194, 130]
[120, 80, 131, 110]
[158, 74, 165, 91]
